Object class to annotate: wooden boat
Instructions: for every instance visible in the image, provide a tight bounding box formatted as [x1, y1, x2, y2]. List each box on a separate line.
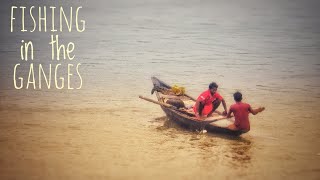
[142, 77, 246, 136]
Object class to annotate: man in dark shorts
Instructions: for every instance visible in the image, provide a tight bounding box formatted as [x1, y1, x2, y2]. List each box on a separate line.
[227, 92, 265, 132]
[193, 82, 228, 120]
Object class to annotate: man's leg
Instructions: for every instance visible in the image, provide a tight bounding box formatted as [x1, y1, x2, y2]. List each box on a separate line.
[207, 99, 221, 116]
[198, 102, 204, 116]
[227, 123, 239, 130]
[212, 99, 221, 111]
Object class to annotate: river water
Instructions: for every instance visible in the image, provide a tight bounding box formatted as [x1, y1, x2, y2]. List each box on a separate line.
[0, 0, 319, 179]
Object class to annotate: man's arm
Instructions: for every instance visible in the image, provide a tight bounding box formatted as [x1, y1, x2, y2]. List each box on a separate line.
[221, 99, 228, 115]
[226, 108, 233, 118]
[249, 106, 265, 115]
[194, 100, 201, 119]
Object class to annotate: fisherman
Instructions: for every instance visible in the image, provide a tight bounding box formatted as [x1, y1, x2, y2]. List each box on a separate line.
[194, 82, 228, 119]
[226, 92, 265, 132]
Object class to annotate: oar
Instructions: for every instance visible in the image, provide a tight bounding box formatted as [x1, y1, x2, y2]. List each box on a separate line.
[202, 116, 229, 123]
[139, 95, 228, 123]
[139, 95, 196, 116]
[184, 94, 196, 101]
[139, 95, 174, 108]
[196, 116, 234, 133]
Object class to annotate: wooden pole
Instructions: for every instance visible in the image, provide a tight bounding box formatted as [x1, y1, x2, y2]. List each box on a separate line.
[139, 96, 173, 108]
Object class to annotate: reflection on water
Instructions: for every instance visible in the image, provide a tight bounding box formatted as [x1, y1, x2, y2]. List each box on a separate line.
[227, 139, 252, 168]
[154, 116, 191, 138]
[153, 115, 253, 169]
